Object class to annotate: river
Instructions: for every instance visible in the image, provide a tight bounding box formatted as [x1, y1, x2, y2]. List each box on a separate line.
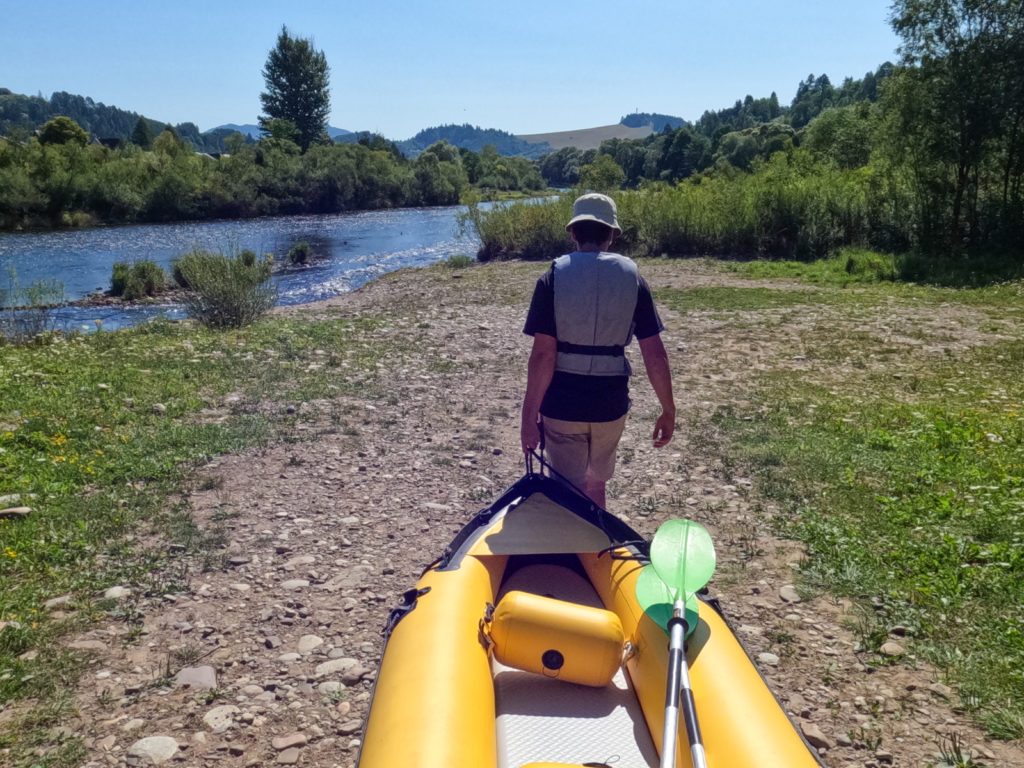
[0, 205, 482, 331]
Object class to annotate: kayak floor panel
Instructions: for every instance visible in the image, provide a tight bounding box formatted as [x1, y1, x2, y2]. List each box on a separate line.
[495, 664, 658, 768]
[493, 561, 659, 768]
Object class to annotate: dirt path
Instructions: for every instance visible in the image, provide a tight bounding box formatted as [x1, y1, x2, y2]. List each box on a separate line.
[62, 260, 1022, 768]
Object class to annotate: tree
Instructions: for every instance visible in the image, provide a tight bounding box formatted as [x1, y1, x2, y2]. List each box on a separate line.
[37, 116, 88, 147]
[889, 0, 1024, 249]
[131, 117, 154, 149]
[579, 154, 625, 192]
[259, 26, 331, 152]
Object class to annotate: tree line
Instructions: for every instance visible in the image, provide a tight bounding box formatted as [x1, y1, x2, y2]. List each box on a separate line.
[0, 122, 544, 229]
[539, 0, 1024, 259]
[4, 3, 1023, 261]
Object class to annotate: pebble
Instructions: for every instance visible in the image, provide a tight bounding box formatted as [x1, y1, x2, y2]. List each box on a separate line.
[928, 682, 953, 700]
[298, 634, 324, 654]
[0, 506, 31, 518]
[757, 652, 780, 666]
[779, 585, 802, 603]
[271, 732, 308, 750]
[879, 641, 906, 657]
[315, 657, 360, 678]
[281, 579, 310, 590]
[69, 639, 108, 651]
[104, 585, 131, 600]
[277, 747, 301, 764]
[800, 721, 833, 750]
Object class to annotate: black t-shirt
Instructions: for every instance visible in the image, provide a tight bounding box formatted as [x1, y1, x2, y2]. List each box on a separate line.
[523, 267, 664, 422]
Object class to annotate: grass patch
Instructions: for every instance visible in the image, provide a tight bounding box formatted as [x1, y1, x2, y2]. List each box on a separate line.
[707, 277, 1024, 738]
[0, 311, 398, 764]
[722, 247, 899, 285]
[655, 285, 830, 313]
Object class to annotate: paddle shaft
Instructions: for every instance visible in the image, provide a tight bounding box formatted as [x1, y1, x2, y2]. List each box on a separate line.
[660, 603, 708, 768]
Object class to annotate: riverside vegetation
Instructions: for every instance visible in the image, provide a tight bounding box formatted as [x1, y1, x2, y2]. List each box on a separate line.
[2, 255, 1024, 767]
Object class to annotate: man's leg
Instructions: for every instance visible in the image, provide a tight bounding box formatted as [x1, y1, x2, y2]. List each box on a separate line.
[540, 416, 589, 490]
[584, 415, 628, 509]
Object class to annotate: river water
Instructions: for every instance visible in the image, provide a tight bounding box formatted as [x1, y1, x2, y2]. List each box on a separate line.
[0, 205, 482, 331]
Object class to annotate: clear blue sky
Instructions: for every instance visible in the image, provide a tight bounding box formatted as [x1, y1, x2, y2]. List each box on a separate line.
[1, 1, 902, 140]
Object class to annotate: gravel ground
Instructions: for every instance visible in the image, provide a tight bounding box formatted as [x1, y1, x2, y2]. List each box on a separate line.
[48, 259, 1024, 768]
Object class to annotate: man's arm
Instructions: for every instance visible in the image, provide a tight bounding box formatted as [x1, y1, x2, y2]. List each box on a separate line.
[638, 333, 676, 447]
[521, 333, 557, 454]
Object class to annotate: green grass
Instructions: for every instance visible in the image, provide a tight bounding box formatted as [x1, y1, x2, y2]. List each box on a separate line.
[656, 285, 830, 313]
[701, 269, 1024, 739]
[0, 311, 399, 765]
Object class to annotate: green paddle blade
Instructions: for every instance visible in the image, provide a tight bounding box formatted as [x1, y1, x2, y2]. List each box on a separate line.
[649, 519, 716, 596]
[634, 565, 700, 635]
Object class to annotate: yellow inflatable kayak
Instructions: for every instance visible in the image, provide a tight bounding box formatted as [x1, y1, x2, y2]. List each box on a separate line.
[358, 472, 823, 768]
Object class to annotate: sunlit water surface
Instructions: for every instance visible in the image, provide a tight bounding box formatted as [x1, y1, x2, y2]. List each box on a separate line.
[0, 206, 482, 331]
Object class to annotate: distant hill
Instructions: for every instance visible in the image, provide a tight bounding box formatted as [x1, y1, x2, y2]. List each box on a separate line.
[516, 123, 655, 151]
[387, 124, 551, 159]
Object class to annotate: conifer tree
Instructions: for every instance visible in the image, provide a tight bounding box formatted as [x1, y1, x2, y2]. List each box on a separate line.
[259, 26, 331, 152]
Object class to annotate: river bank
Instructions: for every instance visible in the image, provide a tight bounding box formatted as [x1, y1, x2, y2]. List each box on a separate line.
[2, 258, 1023, 768]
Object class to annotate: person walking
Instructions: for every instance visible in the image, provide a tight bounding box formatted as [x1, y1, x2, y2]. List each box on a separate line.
[521, 193, 676, 508]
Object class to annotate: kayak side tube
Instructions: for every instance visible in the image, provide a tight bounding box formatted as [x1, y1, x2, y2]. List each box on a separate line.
[581, 552, 823, 768]
[359, 553, 508, 768]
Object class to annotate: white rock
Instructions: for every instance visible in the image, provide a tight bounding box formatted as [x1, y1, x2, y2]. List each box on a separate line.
[202, 704, 240, 730]
[315, 657, 360, 678]
[127, 736, 180, 764]
[298, 635, 324, 654]
[104, 585, 131, 600]
[174, 665, 217, 690]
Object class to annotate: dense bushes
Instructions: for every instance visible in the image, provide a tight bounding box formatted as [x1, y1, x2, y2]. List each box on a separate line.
[471, 148, 900, 262]
[0, 130, 538, 230]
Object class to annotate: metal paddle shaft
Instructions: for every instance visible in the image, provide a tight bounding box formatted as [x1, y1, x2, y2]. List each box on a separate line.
[660, 600, 708, 768]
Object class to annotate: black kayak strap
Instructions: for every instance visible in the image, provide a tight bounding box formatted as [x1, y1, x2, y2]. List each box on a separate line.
[557, 341, 625, 357]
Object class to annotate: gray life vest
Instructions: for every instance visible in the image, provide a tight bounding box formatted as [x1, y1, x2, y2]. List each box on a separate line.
[552, 251, 639, 377]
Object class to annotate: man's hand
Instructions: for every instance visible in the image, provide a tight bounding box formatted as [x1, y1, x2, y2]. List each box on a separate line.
[521, 415, 541, 455]
[652, 410, 675, 448]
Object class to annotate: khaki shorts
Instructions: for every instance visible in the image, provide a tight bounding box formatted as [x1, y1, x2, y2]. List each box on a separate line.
[541, 415, 628, 489]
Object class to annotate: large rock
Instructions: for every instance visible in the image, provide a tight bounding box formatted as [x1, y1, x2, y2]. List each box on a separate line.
[800, 721, 833, 750]
[174, 665, 217, 690]
[127, 736, 179, 764]
[203, 704, 240, 731]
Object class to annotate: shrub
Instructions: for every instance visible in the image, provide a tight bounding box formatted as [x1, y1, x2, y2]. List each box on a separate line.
[176, 249, 277, 328]
[842, 247, 898, 281]
[111, 261, 166, 300]
[287, 242, 312, 265]
[461, 197, 573, 261]
[0, 268, 64, 344]
[443, 254, 475, 269]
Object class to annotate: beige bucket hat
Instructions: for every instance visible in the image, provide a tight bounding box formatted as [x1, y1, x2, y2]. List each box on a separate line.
[566, 193, 621, 234]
